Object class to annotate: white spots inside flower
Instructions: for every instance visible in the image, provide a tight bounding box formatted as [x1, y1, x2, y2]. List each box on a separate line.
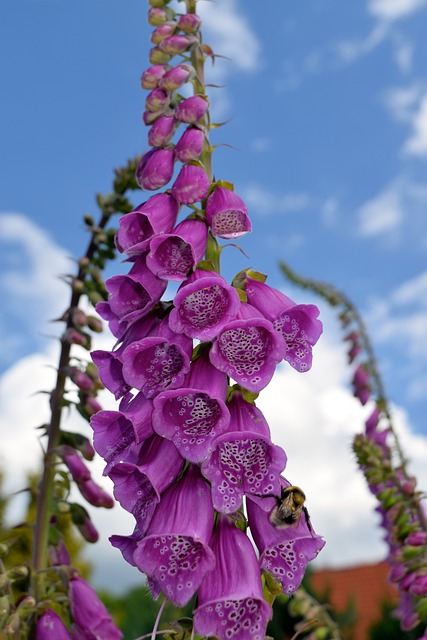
[274, 314, 311, 372]
[216, 326, 269, 386]
[180, 284, 228, 330]
[261, 541, 306, 594]
[212, 210, 248, 238]
[154, 237, 194, 278]
[130, 343, 185, 396]
[198, 598, 267, 640]
[116, 280, 151, 318]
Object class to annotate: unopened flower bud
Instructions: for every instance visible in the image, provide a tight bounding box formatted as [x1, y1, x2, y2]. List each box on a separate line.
[177, 13, 202, 33]
[66, 367, 94, 391]
[148, 6, 171, 26]
[49, 540, 71, 566]
[70, 504, 99, 543]
[71, 308, 88, 327]
[145, 87, 170, 113]
[171, 164, 210, 205]
[87, 316, 103, 332]
[83, 396, 103, 416]
[401, 476, 417, 495]
[63, 329, 91, 348]
[4, 612, 20, 634]
[62, 446, 91, 483]
[410, 575, 427, 596]
[159, 34, 195, 56]
[9, 565, 29, 580]
[36, 610, 72, 640]
[149, 46, 172, 65]
[16, 595, 36, 613]
[78, 479, 114, 509]
[148, 114, 177, 147]
[159, 63, 194, 90]
[141, 64, 168, 89]
[175, 95, 208, 124]
[406, 531, 427, 546]
[151, 21, 177, 44]
[136, 148, 175, 190]
[174, 126, 204, 162]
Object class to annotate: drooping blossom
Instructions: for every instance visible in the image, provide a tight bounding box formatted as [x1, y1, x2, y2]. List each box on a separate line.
[140, 64, 167, 89]
[174, 126, 205, 163]
[136, 148, 175, 190]
[146, 218, 208, 281]
[133, 465, 215, 606]
[36, 610, 72, 640]
[201, 391, 287, 513]
[206, 186, 252, 239]
[69, 576, 123, 640]
[171, 164, 210, 205]
[145, 87, 169, 113]
[175, 95, 209, 124]
[194, 515, 272, 640]
[159, 63, 194, 90]
[158, 34, 195, 56]
[168, 269, 240, 341]
[245, 275, 322, 372]
[247, 478, 325, 595]
[209, 302, 286, 392]
[152, 349, 230, 462]
[108, 433, 184, 535]
[115, 193, 179, 256]
[121, 316, 193, 397]
[90, 392, 154, 475]
[148, 114, 177, 147]
[352, 363, 371, 405]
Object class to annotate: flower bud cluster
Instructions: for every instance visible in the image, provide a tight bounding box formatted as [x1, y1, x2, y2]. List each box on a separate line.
[87, 3, 325, 639]
[342, 311, 427, 633]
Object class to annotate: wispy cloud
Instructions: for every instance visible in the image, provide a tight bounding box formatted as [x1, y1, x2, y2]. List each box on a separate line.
[357, 186, 402, 236]
[368, 0, 427, 21]
[383, 84, 427, 157]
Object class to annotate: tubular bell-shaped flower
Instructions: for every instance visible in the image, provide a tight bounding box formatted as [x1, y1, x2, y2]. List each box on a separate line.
[133, 465, 215, 606]
[206, 186, 252, 239]
[136, 147, 175, 191]
[108, 434, 184, 535]
[168, 269, 241, 341]
[171, 164, 210, 205]
[148, 114, 177, 147]
[69, 576, 123, 640]
[201, 390, 287, 513]
[209, 302, 286, 392]
[193, 515, 272, 640]
[146, 218, 208, 281]
[36, 610, 72, 640]
[90, 392, 154, 475]
[245, 275, 322, 372]
[174, 126, 205, 163]
[247, 478, 325, 595]
[175, 95, 208, 124]
[115, 193, 179, 256]
[152, 349, 230, 462]
[121, 316, 193, 397]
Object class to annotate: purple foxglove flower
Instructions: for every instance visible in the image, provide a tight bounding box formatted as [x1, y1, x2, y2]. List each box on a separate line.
[171, 164, 210, 205]
[148, 114, 177, 147]
[136, 148, 175, 191]
[140, 64, 167, 90]
[175, 95, 208, 124]
[121, 316, 193, 397]
[206, 186, 252, 239]
[193, 515, 272, 640]
[352, 363, 371, 405]
[201, 391, 287, 513]
[48, 540, 71, 566]
[36, 610, 71, 640]
[61, 446, 91, 484]
[168, 269, 240, 341]
[209, 302, 286, 392]
[66, 367, 94, 391]
[365, 406, 381, 434]
[90, 393, 154, 475]
[110, 522, 144, 568]
[146, 218, 208, 281]
[177, 13, 202, 34]
[145, 87, 169, 113]
[406, 531, 427, 546]
[91, 314, 159, 399]
[245, 277, 323, 373]
[151, 21, 177, 44]
[77, 479, 114, 509]
[410, 574, 427, 596]
[174, 126, 204, 163]
[158, 34, 195, 56]
[133, 465, 215, 606]
[69, 576, 123, 640]
[152, 350, 230, 462]
[115, 193, 179, 256]
[103, 255, 167, 327]
[159, 64, 194, 91]
[149, 46, 172, 65]
[109, 434, 184, 535]
[246, 478, 325, 595]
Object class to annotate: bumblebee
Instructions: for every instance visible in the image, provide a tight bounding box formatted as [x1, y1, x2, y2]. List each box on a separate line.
[269, 485, 312, 532]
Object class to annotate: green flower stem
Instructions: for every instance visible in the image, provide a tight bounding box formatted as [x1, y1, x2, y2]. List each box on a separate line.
[31, 167, 138, 602]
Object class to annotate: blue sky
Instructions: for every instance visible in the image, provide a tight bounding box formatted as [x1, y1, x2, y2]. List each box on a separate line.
[1, 0, 427, 591]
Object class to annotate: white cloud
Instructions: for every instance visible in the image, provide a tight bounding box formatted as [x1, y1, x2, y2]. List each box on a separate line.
[404, 94, 427, 156]
[392, 35, 414, 73]
[243, 185, 311, 216]
[368, 0, 427, 21]
[383, 84, 427, 156]
[335, 23, 389, 64]
[357, 186, 402, 236]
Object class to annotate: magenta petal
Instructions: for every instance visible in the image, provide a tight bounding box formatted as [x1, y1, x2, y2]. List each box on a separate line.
[171, 164, 210, 205]
[152, 352, 230, 462]
[169, 269, 240, 341]
[205, 186, 252, 239]
[136, 148, 175, 191]
[174, 126, 205, 163]
[175, 95, 208, 124]
[110, 523, 144, 567]
[194, 515, 272, 640]
[209, 303, 286, 391]
[247, 479, 325, 595]
[36, 610, 72, 640]
[202, 393, 287, 513]
[133, 465, 215, 606]
[146, 218, 208, 281]
[115, 194, 179, 255]
[69, 577, 123, 640]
